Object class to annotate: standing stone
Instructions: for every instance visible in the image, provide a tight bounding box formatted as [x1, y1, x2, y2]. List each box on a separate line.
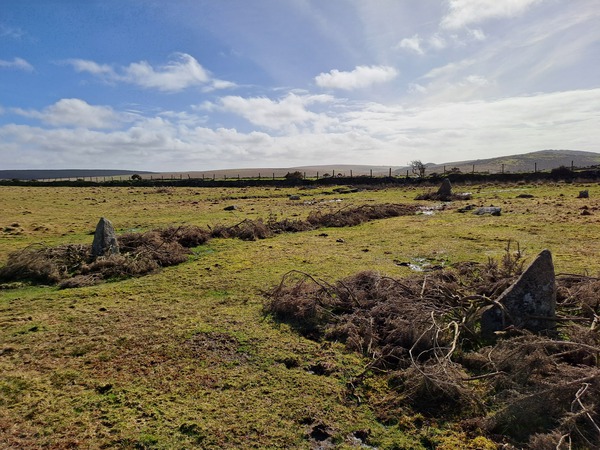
[481, 249, 556, 337]
[578, 190, 589, 198]
[437, 179, 452, 200]
[92, 217, 119, 258]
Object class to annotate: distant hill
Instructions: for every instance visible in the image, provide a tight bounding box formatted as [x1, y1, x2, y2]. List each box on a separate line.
[418, 150, 600, 175]
[0, 169, 155, 181]
[3, 150, 599, 181]
[162, 150, 600, 179]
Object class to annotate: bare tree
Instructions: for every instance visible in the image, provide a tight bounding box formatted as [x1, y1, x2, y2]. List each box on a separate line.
[410, 160, 426, 178]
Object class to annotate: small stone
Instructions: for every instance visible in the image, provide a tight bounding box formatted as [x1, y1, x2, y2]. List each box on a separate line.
[577, 190, 589, 198]
[474, 207, 502, 216]
[289, 195, 301, 200]
[481, 249, 556, 337]
[91, 218, 119, 258]
[223, 205, 238, 211]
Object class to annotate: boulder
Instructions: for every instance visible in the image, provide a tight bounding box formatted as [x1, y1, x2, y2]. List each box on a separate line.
[91, 217, 119, 258]
[481, 249, 556, 337]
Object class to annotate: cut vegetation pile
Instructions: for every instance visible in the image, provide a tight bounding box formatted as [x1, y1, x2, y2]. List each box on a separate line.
[0, 225, 210, 288]
[0, 203, 418, 287]
[210, 203, 418, 240]
[264, 251, 600, 449]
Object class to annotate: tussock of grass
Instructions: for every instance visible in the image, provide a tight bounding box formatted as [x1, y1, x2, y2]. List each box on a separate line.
[264, 254, 600, 448]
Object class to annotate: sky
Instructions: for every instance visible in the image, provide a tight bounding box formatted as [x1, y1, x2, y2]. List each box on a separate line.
[1, 0, 599, 171]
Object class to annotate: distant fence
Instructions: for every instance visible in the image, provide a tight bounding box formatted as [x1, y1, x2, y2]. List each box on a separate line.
[3, 162, 600, 186]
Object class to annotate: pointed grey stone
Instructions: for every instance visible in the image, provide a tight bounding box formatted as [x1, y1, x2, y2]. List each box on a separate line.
[481, 249, 556, 337]
[92, 217, 119, 258]
[437, 179, 452, 199]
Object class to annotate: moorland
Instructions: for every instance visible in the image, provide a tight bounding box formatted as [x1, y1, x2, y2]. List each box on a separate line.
[1, 180, 599, 449]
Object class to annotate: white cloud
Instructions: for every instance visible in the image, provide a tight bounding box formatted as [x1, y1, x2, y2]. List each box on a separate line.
[121, 53, 209, 92]
[67, 59, 115, 76]
[14, 98, 121, 129]
[429, 34, 448, 50]
[468, 28, 486, 41]
[396, 35, 424, 54]
[65, 53, 233, 93]
[217, 93, 336, 132]
[0, 57, 33, 72]
[441, 0, 544, 30]
[315, 65, 398, 90]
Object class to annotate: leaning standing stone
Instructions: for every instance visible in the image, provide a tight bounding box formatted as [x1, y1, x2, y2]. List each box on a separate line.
[437, 178, 452, 200]
[481, 249, 556, 337]
[92, 217, 120, 258]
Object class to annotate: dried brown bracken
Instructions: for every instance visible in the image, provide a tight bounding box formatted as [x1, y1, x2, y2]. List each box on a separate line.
[264, 248, 600, 448]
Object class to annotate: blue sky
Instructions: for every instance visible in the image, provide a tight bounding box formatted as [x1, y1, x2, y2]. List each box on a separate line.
[1, 0, 599, 171]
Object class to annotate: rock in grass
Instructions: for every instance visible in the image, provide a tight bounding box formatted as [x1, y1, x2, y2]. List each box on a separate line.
[91, 217, 119, 258]
[481, 249, 556, 337]
[474, 207, 501, 216]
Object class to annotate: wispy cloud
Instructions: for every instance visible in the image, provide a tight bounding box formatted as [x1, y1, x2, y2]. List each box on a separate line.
[0, 57, 33, 72]
[395, 35, 424, 55]
[65, 53, 235, 93]
[441, 0, 544, 30]
[315, 65, 398, 90]
[0, 24, 25, 40]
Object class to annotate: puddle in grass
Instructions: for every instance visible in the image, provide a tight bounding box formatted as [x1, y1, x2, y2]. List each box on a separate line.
[394, 256, 448, 272]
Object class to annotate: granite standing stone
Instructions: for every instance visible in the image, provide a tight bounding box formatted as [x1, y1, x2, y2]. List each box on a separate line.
[481, 249, 556, 337]
[437, 179, 452, 200]
[92, 217, 119, 258]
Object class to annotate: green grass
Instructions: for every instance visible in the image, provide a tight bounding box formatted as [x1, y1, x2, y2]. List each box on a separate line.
[1, 181, 599, 448]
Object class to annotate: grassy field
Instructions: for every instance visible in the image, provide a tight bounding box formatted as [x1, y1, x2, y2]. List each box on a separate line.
[1, 181, 599, 449]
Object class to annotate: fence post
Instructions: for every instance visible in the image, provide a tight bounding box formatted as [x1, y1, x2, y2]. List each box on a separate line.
[502, 164, 505, 174]
[273, 173, 275, 180]
[389, 168, 392, 177]
[370, 169, 373, 178]
[350, 170, 353, 178]
[472, 165, 475, 174]
[332, 170, 335, 177]
[534, 162, 537, 173]
[316, 172, 319, 180]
